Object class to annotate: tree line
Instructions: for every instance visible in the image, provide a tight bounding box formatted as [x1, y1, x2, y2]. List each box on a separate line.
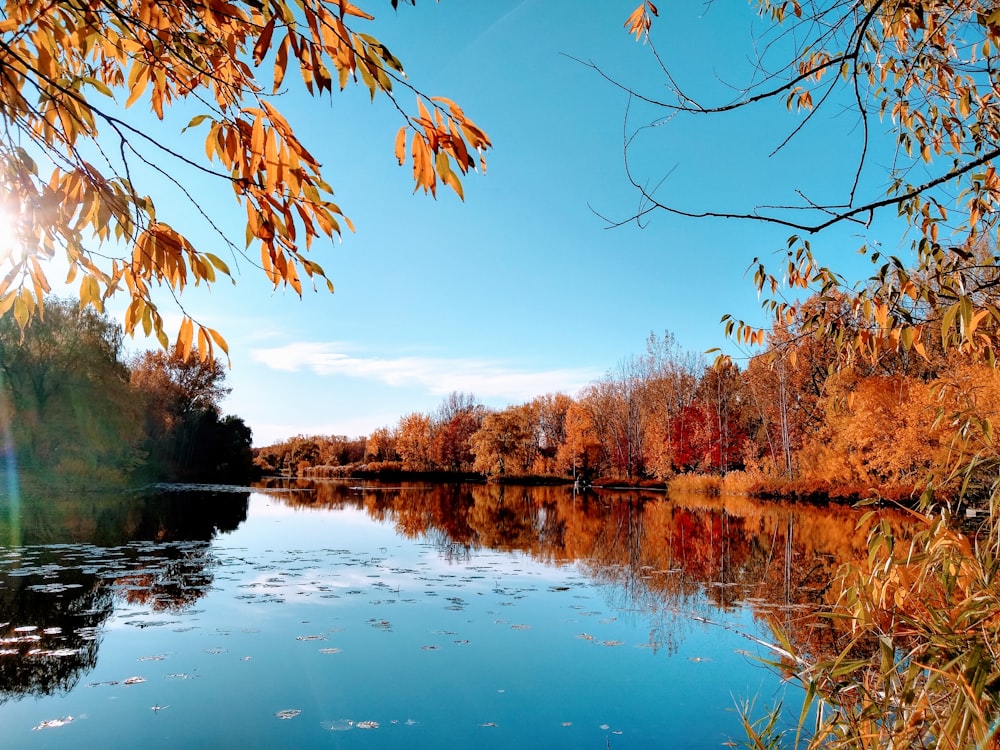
[0, 298, 253, 489]
[257, 289, 1000, 501]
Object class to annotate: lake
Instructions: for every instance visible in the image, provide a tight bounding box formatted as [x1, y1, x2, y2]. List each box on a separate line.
[0, 480, 900, 748]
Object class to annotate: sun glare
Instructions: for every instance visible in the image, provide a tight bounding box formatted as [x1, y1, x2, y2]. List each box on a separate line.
[0, 200, 24, 264]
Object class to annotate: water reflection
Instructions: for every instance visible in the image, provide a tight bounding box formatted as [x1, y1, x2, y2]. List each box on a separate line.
[260, 479, 908, 661]
[0, 488, 248, 701]
[0, 479, 909, 716]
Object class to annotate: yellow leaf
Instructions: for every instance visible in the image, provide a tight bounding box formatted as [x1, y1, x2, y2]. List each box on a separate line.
[178, 316, 194, 361]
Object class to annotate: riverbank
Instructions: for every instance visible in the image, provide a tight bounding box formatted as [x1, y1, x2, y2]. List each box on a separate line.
[289, 462, 934, 505]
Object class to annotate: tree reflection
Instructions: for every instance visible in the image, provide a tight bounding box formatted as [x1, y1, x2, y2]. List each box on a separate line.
[0, 489, 249, 701]
[261, 478, 910, 664]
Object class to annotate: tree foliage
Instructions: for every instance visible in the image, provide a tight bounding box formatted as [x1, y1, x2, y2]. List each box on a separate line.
[616, 2, 1000, 744]
[130, 346, 251, 482]
[0, 297, 252, 485]
[615, 1, 1000, 367]
[0, 297, 142, 482]
[0, 0, 490, 357]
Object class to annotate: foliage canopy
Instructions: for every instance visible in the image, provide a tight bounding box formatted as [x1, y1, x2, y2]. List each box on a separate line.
[619, 1, 1000, 746]
[620, 0, 1000, 365]
[0, 0, 490, 357]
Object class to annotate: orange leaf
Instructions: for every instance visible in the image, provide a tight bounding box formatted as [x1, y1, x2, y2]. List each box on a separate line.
[253, 17, 276, 65]
[394, 126, 406, 166]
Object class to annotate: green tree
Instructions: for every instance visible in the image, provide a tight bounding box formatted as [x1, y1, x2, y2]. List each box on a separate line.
[0, 0, 490, 356]
[0, 297, 143, 484]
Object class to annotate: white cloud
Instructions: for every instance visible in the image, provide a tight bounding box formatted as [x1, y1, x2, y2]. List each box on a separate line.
[251, 341, 598, 401]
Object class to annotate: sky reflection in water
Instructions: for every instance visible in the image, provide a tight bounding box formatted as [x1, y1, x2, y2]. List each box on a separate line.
[0, 481, 883, 749]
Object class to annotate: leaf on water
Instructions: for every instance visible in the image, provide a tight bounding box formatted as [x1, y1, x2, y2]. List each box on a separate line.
[275, 709, 301, 720]
[321, 719, 354, 731]
[32, 715, 73, 731]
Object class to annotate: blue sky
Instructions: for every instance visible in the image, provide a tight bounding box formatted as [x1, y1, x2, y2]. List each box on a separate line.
[44, 1, 914, 445]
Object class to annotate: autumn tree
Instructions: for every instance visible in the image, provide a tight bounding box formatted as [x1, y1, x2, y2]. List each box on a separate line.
[0, 0, 490, 357]
[426, 391, 482, 473]
[637, 330, 702, 478]
[470, 404, 537, 477]
[396, 412, 433, 472]
[130, 346, 251, 482]
[617, 2, 1000, 367]
[694, 361, 749, 474]
[364, 426, 399, 464]
[583, 358, 647, 480]
[313, 434, 365, 467]
[432, 410, 483, 473]
[796, 370, 941, 487]
[556, 399, 604, 481]
[531, 393, 573, 475]
[130, 346, 230, 426]
[617, 3, 1000, 744]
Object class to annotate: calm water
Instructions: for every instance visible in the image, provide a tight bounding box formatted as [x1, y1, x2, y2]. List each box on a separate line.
[0, 481, 896, 748]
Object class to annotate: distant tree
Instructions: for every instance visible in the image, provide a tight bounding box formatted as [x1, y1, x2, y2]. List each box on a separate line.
[396, 413, 434, 472]
[432, 410, 483, 473]
[556, 400, 604, 481]
[638, 331, 702, 478]
[585, 358, 646, 480]
[471, 404, 537, 477]
[531, 393, 573, 475]
[131, 346, 230, 427]
[364, 426, 399, 464]
[434, 392, 479, 424]
[130, 346, 250, 482]
[694, 361, 749, 474]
